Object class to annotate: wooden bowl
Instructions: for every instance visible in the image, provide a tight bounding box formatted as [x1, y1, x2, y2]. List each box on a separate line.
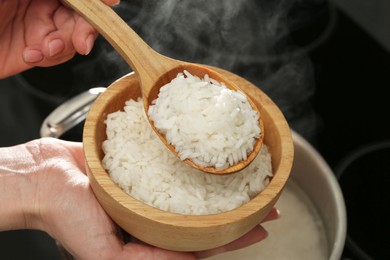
[83, 67, 294, 252]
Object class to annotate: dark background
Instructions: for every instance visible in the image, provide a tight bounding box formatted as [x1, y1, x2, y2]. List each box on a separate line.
[0, 1, 389, 259]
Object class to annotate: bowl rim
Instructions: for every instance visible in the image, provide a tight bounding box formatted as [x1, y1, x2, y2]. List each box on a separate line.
[83, 69, 294, 228]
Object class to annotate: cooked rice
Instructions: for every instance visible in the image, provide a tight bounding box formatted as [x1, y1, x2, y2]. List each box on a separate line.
[148, 70, 261, 170]
[102, 98, 272, 215]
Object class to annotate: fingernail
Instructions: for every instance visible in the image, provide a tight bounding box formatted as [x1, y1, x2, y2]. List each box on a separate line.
[23, 49, 44, 63]
[113, 0, 120, 6]
[48, 39, 65, 57]
[275, 208, 281, 218]
[85, 34, 95, 55]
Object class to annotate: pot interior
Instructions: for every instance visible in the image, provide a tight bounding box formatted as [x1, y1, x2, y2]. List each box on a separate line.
[208, 131, 346, 260]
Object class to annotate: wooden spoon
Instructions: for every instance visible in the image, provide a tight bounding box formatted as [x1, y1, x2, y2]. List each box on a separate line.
[63, 0, 264, 174]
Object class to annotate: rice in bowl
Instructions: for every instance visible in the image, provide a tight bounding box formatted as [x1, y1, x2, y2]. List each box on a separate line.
[83, 70, 294, 251]
[102, 97, 272, 215]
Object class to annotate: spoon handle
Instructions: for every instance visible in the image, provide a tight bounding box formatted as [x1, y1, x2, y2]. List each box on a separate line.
[63, 0, 172, 90]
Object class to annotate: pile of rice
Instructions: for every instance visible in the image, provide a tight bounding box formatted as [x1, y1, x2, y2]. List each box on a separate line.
[148, 70, 261, 170]
[102, 98, 273, 215]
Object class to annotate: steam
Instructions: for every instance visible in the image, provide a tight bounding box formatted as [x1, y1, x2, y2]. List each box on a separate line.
[98, 0, 330, 142]
[132, 0, 292, 68]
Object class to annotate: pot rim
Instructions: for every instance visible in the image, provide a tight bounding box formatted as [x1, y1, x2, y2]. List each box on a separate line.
[292, 131, 347, 260]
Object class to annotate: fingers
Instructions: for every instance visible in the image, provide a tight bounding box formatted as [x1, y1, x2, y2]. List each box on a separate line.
[261, 207, 281, 223]
[22, 0, 120, 67]
[22, 4, 97, 66]
[101, 0, 121, 6]
[71, 13, 97, 55]
[23, 3, 77, 66]
[120, 243, 196, 260]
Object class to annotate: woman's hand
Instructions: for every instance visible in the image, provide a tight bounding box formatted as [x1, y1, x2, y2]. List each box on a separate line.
[0, 138, 279, 259]
[0, 0, 117, 79]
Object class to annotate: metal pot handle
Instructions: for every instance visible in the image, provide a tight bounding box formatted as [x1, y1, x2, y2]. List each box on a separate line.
[40, 87, 106, 138]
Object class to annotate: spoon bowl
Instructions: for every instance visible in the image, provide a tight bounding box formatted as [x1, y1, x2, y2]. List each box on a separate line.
[63, 0, 263, 174]
[145, 64, 265, 174]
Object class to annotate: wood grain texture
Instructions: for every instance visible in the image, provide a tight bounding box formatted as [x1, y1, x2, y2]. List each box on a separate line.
[83, 69, 294, 251]
[63, 0, 265, 174]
